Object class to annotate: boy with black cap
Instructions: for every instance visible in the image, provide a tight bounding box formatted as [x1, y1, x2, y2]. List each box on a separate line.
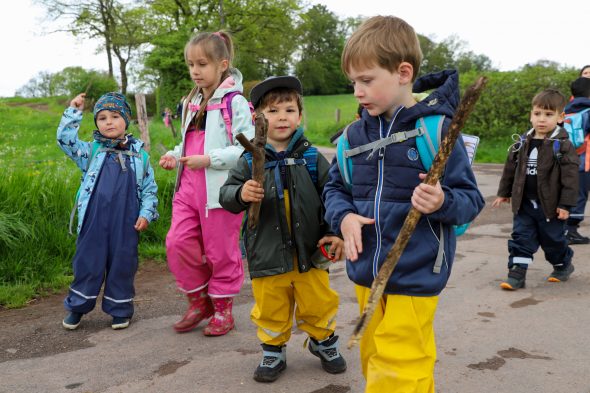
[565, 77, 590, 244]
[220, 76, 346, 382]
[57, 92, 158, 330]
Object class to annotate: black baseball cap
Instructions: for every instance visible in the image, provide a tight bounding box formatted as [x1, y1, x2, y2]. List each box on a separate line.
[249, 76, 303, 108]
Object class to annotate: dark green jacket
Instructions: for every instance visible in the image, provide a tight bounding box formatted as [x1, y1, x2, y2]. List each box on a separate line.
[219, 129, 332, 278]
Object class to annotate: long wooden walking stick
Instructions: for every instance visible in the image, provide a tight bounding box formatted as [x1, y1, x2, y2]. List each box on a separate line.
[236, 113, 268, 229]
[348, 76, 488, 349]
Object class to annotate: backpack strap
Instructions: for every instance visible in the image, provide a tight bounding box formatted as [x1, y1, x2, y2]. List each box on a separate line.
[196, 91, 255, 144]
[244, 147, 318, 200]
[414, 115, 446, 274]
[345, 128, 423, 160]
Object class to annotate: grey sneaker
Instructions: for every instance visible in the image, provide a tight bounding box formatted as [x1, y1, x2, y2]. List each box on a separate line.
[253, 344, 286, 383]
[308, 334, 347, 374]
[500, 266, 527, 290]
[548, 263, 574, 283]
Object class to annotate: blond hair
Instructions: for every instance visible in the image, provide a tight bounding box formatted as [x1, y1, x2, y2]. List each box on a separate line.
[342, 16, 422, 81]
[184, 30, 235, 128]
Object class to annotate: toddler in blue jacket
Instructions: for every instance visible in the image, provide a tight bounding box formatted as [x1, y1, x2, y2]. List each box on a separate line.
[57, 92, 158, 330]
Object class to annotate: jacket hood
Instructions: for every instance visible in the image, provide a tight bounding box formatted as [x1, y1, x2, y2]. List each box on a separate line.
[408, 69, 459, 120]
[564, 97, 590, 114]
[358, 69, 459, 127]
[211, 68, 244, 100]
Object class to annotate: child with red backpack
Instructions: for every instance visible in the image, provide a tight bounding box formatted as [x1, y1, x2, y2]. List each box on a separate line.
[565, 77, 590, 244]
[159, 30, 254, 336]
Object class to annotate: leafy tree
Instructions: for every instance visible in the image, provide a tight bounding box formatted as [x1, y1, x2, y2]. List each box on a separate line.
[295, 5, 349, 95]
[15, 72, 56, 98]
[34, 0, 149, 94]
[16, 67, 117, 103]
[143, 0, 301, 110]
[419, 35, 494, 75]
[459, 64, 578, 139]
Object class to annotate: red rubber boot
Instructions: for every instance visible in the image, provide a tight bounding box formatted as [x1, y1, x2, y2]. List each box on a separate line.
[203, 297, 235, 336]
[173, 289, 214, 333]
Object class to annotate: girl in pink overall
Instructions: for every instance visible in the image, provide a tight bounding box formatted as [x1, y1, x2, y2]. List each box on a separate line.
[159, 31, 254, 336]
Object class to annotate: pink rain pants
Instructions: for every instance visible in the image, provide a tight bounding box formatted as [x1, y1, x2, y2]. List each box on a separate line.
[166, 127, 244, 297]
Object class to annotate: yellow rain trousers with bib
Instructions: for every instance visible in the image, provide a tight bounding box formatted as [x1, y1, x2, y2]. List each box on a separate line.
[356, 285, 438, 393]
[250, 190, 339, 345]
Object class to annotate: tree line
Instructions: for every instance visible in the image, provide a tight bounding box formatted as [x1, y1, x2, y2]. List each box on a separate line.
[22, 0, 580, 140]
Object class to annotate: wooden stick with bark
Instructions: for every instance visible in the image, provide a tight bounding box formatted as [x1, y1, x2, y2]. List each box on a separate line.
[236, 113, 268, 230]
[348, 76, 488, 349]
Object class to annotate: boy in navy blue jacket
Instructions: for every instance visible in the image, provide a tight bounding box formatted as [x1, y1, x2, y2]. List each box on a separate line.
[322, 15, 484, 392]
[565, 77, 590, 244]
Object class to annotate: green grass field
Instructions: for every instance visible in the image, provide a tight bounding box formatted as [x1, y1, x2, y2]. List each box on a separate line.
[0, 94, 507, 308]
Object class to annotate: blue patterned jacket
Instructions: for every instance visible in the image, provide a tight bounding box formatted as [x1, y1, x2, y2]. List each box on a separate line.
[57, 107, 159, 234]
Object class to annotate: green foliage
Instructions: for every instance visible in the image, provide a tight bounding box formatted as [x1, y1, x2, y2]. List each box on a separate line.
[458, 65, 578, 139]
[143, 0, 301, 109]
[302, 94, 358, 145]
[419, 35, 495, 76]
[0, 97, 179, 307]
[295, 5, 349, 95]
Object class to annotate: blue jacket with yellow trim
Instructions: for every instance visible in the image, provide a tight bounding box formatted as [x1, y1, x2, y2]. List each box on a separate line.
[323, 70, 485, 296]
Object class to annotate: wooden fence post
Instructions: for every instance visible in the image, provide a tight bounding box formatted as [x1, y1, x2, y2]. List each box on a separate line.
[134, 93, 151, 152]
[335, 108, 341, 123]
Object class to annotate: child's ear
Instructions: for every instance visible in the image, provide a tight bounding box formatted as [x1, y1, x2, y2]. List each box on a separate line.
[558, 111, 565, 123]
[220, 59, 229, 73]
[398, 62, 414, 85]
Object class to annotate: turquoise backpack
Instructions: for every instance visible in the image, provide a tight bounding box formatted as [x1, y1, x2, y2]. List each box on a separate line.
[563, 108, 590, 149]
[335, 115, 476, 237]
[335, 115, 479, 271]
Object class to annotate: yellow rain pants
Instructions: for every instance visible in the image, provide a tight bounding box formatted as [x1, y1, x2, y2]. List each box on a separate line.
[251, 267, 339, 346]
[355, 285, 438, 393]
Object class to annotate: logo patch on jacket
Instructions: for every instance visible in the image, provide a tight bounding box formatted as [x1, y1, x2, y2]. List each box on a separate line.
[407, 147, 419, 161]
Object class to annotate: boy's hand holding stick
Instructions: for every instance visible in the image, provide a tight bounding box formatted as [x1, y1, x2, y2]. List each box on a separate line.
[348, 76, 488, 349]
[236, 113, 268, 229]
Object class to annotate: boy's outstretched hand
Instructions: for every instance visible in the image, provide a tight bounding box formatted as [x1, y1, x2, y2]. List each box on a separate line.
[70, 93, 85, 111]
[159, 155, 177, 170]
[135, 217, 149, 232]
[492, 197, 510, 208]
[240, 180, 264, 203]
[340, 213, 375, 262]
[179, 154, 210, 169]
[317, 235, 344, 262]
[412, 173, 445, 214]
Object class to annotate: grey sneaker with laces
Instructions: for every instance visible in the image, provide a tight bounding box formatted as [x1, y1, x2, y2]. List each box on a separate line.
[308, 334, 347, 374]
[253, 344, 286, 383]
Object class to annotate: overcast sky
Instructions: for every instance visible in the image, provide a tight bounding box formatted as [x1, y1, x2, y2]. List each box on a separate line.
[2, 0, 589, 97]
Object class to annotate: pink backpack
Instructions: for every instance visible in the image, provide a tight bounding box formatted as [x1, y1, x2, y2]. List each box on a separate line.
[190, 91, 255, 142]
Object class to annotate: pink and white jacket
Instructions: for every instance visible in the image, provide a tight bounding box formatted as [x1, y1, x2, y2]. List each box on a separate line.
[166, 68, 255, 211]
